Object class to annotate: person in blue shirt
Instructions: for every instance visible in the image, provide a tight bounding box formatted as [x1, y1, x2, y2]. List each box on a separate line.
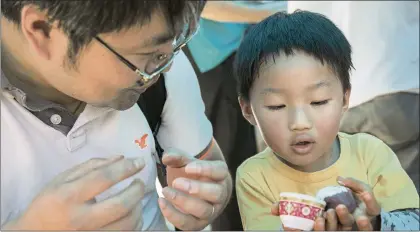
[183, 1, 286, 230]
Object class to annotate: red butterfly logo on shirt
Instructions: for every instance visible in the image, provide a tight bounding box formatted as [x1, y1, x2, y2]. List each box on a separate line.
[135, 134, 148, 149]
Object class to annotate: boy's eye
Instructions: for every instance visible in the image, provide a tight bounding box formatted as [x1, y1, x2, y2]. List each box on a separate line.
[311, 99, 330, 106]
[267, 105, 286, 111]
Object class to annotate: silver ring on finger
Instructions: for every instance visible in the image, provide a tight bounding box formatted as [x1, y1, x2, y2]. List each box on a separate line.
[210, 205, 215, 219]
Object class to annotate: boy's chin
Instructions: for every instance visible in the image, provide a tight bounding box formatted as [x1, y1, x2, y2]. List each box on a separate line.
[274, 152, 325, 172]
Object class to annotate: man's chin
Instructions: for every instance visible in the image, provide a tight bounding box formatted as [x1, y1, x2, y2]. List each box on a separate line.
[89, 98, 139, 111]
[89, 90, 142, 111]
[109, 99, 139, 111]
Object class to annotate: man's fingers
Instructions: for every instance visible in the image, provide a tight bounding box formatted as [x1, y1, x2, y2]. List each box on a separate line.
[100, 198, 143, 231]
[336, 204, 355, 230]
[271, 202, 280, 216]
[87, 179, 145, 229]
[337, 176, 369, 194]
[172, 178, 225, 204]
[158, 198, 204, 231]
[356, 216, 373, 231]
[313, 217, 326, 231]
[184, 160, 229, 181]
[161, 187, 214, 220]
[162, 152, 194, 168]
[68, 157, 145, 201]
[59, 156, 123, 183]
[99, 211, 137, 231]
[325, 209, 338, 231]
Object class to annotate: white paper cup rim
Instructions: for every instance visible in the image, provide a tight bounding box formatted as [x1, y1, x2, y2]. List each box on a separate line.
[279, 192, 326, 205]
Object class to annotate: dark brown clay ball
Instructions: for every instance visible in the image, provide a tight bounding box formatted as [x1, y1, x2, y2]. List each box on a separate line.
[316, 186, 358, 213]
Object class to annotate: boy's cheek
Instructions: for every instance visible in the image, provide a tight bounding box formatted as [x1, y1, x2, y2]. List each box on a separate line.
[314, 110, 342, 135]
[261, 128, 288, 152]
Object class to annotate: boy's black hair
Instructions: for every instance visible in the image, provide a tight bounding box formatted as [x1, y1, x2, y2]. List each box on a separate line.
[234, 10, 353, 101]
[1, 0, 203, 66]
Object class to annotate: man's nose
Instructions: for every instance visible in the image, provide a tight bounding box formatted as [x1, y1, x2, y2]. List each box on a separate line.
[288, 107, 312, 131]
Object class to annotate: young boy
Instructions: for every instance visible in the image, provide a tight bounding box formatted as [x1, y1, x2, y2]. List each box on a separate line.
[234, 11, 419, 231]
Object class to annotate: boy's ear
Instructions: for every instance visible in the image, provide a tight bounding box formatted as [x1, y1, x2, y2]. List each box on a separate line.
[342, 88, 351, 114]
[239, 96, 257, 126]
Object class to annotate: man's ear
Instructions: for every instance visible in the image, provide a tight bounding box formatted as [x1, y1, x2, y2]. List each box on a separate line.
[239, 96, 257, 126]
[20, 5, 53, 60]
[342, 88, 351, 114]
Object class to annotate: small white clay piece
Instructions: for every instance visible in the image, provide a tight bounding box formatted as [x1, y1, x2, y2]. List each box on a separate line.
[316, 186, 357, 213]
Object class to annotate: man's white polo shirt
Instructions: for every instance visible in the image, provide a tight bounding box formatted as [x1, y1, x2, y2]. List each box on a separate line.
[0, 51, 213, 230]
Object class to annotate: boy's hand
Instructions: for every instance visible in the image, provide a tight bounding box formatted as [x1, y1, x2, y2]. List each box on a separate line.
[270, 202, 301, 231]
[337, 176, 381, 230]
[314, 206, 355, 231]
[314, 177, 381, 231]
[271, 201, 357, 231]
[271, 176, 382, 231]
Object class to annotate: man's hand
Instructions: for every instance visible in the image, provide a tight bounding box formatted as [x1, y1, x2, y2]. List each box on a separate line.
[158, 150, 231, 231]
[3, 156, 146, 230]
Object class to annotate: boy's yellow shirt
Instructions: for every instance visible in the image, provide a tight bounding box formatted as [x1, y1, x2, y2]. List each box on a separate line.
[236, 132, 419, 230]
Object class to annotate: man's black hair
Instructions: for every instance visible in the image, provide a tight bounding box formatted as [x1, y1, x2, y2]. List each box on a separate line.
[234, 10, 353, 101]
[1, 0, 202, 66]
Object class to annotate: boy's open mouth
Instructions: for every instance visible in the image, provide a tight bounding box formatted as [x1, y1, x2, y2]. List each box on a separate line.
[294, 141, 313, 146]
[290, 135, 316, 154]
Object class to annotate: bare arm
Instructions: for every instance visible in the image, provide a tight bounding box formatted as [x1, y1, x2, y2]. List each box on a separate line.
[201, 1, 281, 23]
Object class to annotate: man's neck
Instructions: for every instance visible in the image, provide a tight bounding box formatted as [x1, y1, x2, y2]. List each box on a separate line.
[1, 34, 81, 112]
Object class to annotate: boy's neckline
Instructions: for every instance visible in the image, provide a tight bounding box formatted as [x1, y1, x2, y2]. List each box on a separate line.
[268, 133, 350, 183]
[275, 136, 341, 173]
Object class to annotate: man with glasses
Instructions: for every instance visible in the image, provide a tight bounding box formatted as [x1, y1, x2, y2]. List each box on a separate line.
[1, 0, 231, 230]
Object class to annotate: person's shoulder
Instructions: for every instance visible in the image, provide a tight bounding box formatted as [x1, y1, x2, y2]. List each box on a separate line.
[162, 50, 201, 101]
[164, 51, 196, 85]
[338, 132, 386, 150]
[237, 148, 273, 177]
[338, 132, 393, 165]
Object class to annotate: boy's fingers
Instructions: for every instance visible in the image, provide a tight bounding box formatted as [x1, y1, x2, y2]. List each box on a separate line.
[356, 216, 373, 231]
[359, 192, 381, 216]
[336, 205, 355, 230]
[271, 202, 280, 216]
[325, 209, 338, 231]
[337, 176, 369, 193]
[313, 217, 325, 231]
[338, 176, 381, 217]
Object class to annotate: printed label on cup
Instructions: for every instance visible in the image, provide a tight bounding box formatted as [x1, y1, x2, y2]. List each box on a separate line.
[279, 200, 323, 220]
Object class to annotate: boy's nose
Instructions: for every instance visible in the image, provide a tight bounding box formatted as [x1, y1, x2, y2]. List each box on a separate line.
[289, 107, 312, 131]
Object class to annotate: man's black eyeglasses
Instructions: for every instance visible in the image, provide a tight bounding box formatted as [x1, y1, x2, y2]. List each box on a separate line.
[95, 23, 199, 87]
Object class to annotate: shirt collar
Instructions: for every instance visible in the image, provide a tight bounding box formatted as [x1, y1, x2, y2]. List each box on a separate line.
[1, 70, 66, 112]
